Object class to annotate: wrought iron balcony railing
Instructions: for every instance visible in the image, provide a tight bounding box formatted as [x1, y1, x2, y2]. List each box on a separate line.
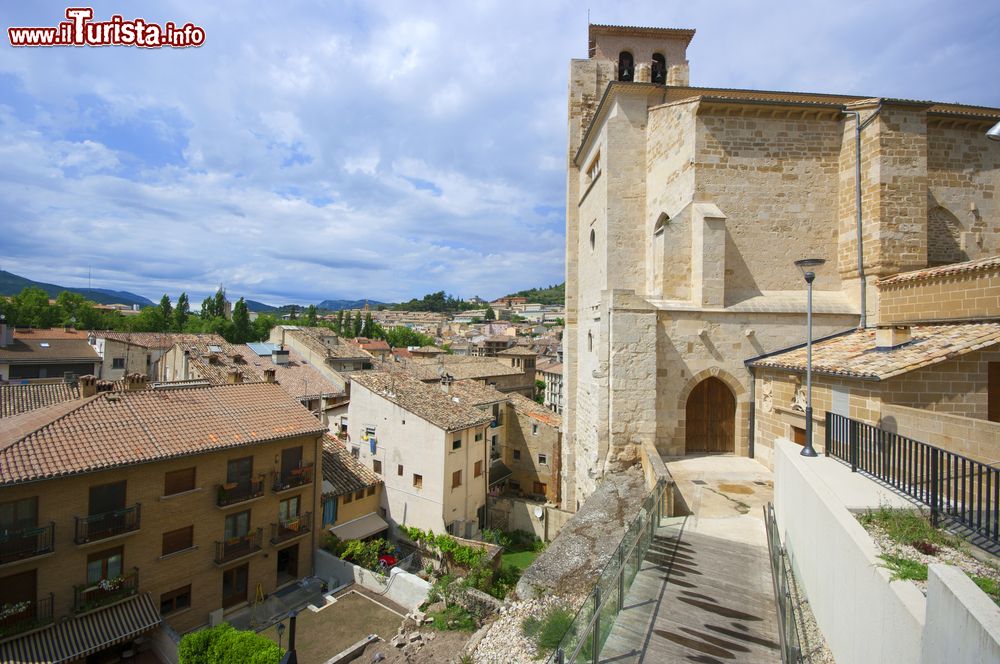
[270, 512, 311, 545]
[0, 522, 55, 565]
[271, 463, 314, 493]
[73, 568, 138, 613]
[74, 505, 140, 544]
[0, 593, 53, 638]
[214, 527, 263, 565]
[216, 478, 265, 507]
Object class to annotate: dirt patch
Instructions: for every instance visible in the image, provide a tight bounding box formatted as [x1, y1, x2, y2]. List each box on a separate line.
[352, 625, 473, 663]
[716, 483, 754, 495]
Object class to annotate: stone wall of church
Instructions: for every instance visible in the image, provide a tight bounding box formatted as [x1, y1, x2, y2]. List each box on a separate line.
[879, 263, 1000, 324]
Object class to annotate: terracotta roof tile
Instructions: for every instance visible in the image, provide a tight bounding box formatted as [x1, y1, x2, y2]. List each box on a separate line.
[878, 256, 1000, 286]
[0, 383, 326, 486]
[351, 371, 493, 431]
[0, 338, 100, 363]
[750, 323, 1000, 380]
[321, 435, 380, 496]
[96, 332, 224, 349]
[282, 326, 374, 361]
[506, 392, 562, 427]
[498, 346, 537, 357]
[0, 383, 81, 417]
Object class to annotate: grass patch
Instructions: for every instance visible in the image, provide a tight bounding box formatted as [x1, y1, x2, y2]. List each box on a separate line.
[879, 554, 928, 582]
[858, 506, 958, 550]
[501, 549, 540, 573]
[427, 604, 477, 632]
[522, 606, 575, 656]
[971, 575, 1000, 606]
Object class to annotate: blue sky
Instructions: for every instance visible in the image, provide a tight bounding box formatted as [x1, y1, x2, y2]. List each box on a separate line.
[1, 1, 998, 306]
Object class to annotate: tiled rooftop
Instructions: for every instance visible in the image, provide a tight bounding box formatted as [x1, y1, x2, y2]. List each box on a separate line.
[283, 326, 374, 361]
[749, 322, 1000, 380]
[407, 356, 524, 381]
[447, 380, 508, 407]
[507, 392, 561, 427]
[878, 256, 1000, 286]
[0, 383, 326, 486]
[0, 337, 101, 363]
[321, 434, 381, 497]
[0, 383, 81, 417]
[351, 371, 493, 432]
[236, 344, 343, 400]
[97, 331, 224, 349]
[498, 346, 537, 356]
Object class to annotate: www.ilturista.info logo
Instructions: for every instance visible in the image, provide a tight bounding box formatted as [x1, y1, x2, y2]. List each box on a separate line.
[8, 8, 205, 48]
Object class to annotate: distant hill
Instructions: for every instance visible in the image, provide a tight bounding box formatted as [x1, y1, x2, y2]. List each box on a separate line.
[245, 299, 278, 313]
[317, 299, 387, 311]
[0, 270, 154, 308]
[506, 282, 565, 305]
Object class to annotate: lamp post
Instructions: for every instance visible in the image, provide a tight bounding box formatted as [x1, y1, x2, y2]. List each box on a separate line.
[276, 621, 285, 650]
[795, 258, 826, 457]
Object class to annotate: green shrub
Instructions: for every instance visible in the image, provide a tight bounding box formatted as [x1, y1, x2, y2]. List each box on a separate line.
[971, 575, 1000, 606]
[179, 624, 282, 664]
[858, 507, 957, 549]
[427, 603, 477, 632]
[879, 554, 928, 582]
[522, 606, 575, 655]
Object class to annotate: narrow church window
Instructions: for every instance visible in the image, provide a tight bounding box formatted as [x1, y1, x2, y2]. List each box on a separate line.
[652, 53, 667, 84]
[588, 331, 593, 352]
[590, 229, 596, 250]
[654, 212, 670, 235]
[618, 51, 634, 82]
[586, 151, 602, 183]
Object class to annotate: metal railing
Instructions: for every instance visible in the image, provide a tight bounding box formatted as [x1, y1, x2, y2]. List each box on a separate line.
[0, 593, 53, 638]
[826, 412, 1000, 545]
[549, 478, 667, 664]
[74, 504, 141, 544]
[215, 527, 263, 564]
[272, 463, 314, 493]
[0, 522, 55, 564]
[270, 513, 311, 544]
[73, 567, 139, 613]
[216, 478, 265, 507]
[764, 503, 802, 664]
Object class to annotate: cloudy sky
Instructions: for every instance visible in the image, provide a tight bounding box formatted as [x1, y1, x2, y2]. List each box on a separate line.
[1, 1, 998, 306]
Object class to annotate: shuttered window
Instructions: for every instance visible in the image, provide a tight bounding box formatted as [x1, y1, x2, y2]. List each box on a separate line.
[164, 468, 196, 496]
[162, 526, 194, 556]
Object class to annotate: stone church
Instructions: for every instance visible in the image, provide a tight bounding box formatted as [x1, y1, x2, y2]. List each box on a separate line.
[562, 24, 1000, 508]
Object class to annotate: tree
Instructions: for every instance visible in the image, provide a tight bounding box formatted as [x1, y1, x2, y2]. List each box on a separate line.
[363, 312, 374, 337]
[305, 304, 318, 326]
[232, 298, 252, 343]
[535, 379, 546, 404]
[213, 288, 227, 320]
[484, 306, 496, 321]
[342, 311, 353, 338]
[10, 287, 60, 328]
[335, 310, 345, 334]
[352, 310, 363, 337]
[158, 295, 173, 329]
[174, 292, 190, 331]
[179, 623, 281, 664]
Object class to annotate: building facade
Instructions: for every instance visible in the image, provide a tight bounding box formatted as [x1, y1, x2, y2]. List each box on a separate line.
[563, 24, 1000, 507]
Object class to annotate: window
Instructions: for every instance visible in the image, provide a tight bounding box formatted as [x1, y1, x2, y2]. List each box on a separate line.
[452, 438, 462, 451]
[164, 467, 196, 496]
[226, 457, 253, 487]
[586, 151, 602, 183]
[651, 53, 667, 84]
[533, 482, 547, 496]
[413, 474, 423, 489]
[160, 585, 191, 615]
[509, 480, 520, 491]
[279, 496, 300, 522]
[354, 489, 365, 500]
[538, 453, 548, 465]
[397, 464, 404, 476]
[224, 511, 250, 541]
[513, 449, 521, 461]
[452, 470, 462, 489]
[162, 526, 194, 556]
[367, 485, 376, 497]
[112, 357, 125, 370]
[87, 547, 123, 585]
[474, 460, 483, 478]
[279, 446, 303, 484]
[588, 331, 593, 352]
[373, 459, 382, 474]
[343, 492, 353, 504]
[351, 446, 360, 459]
[475, 432, 483, 442]
[322, 497, 338, 527]
[618, 51, 634, 81]
[532, 423, 539, 435]
[0, 496, 37, 532]
[89, 480, 126, 516]
[589, 229, 595, 251]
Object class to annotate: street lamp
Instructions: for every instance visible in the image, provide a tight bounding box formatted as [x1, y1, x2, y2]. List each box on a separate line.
[276, 621, 286, 650]
[988, 120, 1000, 142]
[795, 258, 826, 457]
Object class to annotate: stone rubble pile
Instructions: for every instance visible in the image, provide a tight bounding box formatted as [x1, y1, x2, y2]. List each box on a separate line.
[472, 595, 571, 664]
[388, 609, 436, 654]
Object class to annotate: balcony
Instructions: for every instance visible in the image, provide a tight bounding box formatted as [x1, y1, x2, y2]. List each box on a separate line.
[271, 463, 314, 493]
[0, 593, 53, 638]
[215, 528, 263, 565]
[74, 505, 141, 545]
[73, 567, 139, 613]
[0, 522, 55, 565]
[216, 478, 265, 508]
[270, 512, 311, 545]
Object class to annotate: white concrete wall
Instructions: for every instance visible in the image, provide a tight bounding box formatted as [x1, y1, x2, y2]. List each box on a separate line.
[315, 549, 430, 611]
[774, 437, 925, 664]
[921, 564, 1000, 664]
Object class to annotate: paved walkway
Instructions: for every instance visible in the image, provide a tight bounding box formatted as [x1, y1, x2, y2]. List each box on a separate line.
[600, 456, 781, 663]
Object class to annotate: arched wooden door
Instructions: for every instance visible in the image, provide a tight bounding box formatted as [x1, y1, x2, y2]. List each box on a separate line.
[685, 377, 736, 454]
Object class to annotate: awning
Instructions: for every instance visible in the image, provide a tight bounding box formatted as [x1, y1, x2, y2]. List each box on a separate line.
[0, 592, 161, 664]
[329, 512, 389, 541]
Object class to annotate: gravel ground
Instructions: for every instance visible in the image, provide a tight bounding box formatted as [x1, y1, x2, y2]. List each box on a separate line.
[472, 595, 580, 664]
[861, 520, 1000, 593]
[785, 554, 835, 664]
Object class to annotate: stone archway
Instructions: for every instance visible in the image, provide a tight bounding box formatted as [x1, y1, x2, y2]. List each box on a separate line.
[684, 376, 736, 454]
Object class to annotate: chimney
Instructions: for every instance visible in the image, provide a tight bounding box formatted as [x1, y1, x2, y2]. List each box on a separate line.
[124, 372, 149, 391]
[264, 368, 276, 383]
[80, 375, 97, 398]
[271, 346, 290, 365]
[226, 369, 243, 385]
[876, 325, 912, 350]
[439, 372, 454, 393]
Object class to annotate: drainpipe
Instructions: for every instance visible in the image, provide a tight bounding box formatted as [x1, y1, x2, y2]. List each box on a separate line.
[843, 101, 883, 329]
[747, 366, 756, 459]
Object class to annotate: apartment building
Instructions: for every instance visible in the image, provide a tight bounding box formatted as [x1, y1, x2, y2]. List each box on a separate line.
[0, 325, 101, 382]
[347, 372, 492, 537]
[269, 326, 374, 381]
[0, 379, 326, 661]
[320, 435, 388, 541]
[538, 362, 563, 415]
[92, 332, 222, 382]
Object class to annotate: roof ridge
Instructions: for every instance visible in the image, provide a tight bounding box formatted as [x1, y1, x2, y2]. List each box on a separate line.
[1, 392, 102, 454]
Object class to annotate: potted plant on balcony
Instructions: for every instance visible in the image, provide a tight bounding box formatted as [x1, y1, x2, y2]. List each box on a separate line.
[0, 601, 30, 621]
[97, 575, 126, 592]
